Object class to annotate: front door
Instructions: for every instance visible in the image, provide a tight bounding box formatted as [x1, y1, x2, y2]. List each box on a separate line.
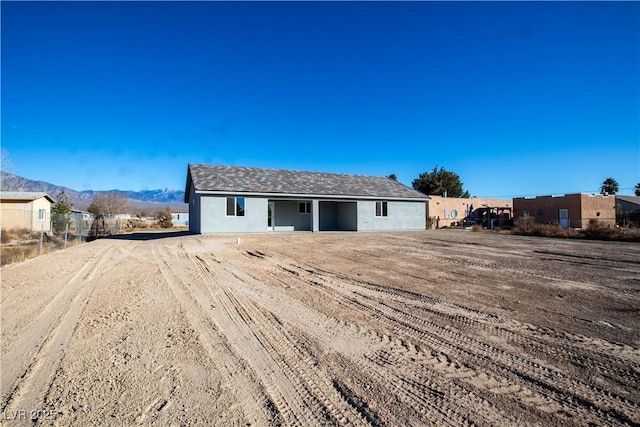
[268, 202, 275, 230]
[559, 209, 569, 229]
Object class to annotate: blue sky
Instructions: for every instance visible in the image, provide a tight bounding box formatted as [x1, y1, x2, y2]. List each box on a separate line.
[2, 1, 639, 198]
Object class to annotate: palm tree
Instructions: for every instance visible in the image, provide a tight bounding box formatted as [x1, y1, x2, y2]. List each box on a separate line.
[635, 183, 640, 196]
[600, 177, 619, 195]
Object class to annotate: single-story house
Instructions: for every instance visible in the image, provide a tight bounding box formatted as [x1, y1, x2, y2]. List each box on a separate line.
[0, 192, 56, 232]
[185, 164, 428, 233]
[427, 196, 512, 229]
[171, 211, 189, 226]
[513, 193, 615, 229]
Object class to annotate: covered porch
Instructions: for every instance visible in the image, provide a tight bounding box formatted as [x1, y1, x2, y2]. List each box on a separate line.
[267, 199, 357, 232]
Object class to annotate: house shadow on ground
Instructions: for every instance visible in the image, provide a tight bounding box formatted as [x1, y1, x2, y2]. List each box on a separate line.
[107, 230, 194, 241]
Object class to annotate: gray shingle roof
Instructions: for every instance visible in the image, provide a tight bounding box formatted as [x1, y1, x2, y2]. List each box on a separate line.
[186, 164, 428, 201]
[615, 195, 640, 204]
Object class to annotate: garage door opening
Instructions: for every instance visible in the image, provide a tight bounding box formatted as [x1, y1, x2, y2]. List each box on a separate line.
[319, 201, 357, 231]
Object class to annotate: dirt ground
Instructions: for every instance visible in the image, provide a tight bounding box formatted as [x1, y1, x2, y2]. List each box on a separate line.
[1, 230, 639, 426]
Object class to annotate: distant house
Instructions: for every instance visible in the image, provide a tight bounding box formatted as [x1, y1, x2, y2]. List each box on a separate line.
[71, 209, 94, 222]
[615, 195, 640, 213]
[171, 211, 189, 226]
[513, 193, 615, 229]
[184, 164, 428, 234]
[615, 195, 640, 226]
[0, 192, 56, 232]
[427, 196, 512, 229]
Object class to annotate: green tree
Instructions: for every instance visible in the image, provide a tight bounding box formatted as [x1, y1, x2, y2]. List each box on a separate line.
[51, 191, 73, 233]
[388, 174, 398, 181]
[635, 183, 640, 196]
[412, 166, 469, 198]
[600, 177, 619, 195]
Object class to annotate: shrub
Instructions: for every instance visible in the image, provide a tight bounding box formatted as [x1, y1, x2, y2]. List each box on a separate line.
[156, 207, 173, 229]
[512, 218, 577, 238]
[1, 246, 36, 265]
[471, 225, 483, 232]
[426, 216, 435, 230]
[1, 228, 39, 243]
[585, 219, 640, 242]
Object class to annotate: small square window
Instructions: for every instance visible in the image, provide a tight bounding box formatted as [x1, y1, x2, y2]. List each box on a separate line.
[375, 201, 388, 217]
[226, 197, 245, 216]
[298, 202, 311, 214]
[523, 211, 530, 218]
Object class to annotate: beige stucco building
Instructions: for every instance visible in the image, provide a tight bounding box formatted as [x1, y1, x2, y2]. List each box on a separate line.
[0, 192, 55, 232]
[427, 196, 512, 229]
[513, 193, 615, 229]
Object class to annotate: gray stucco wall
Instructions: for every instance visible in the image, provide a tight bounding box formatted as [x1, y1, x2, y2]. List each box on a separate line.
[189, 189, 426, 233]
[273, 201, 312, 231]
[199, 195, 268, 233]
[357, 200, 425, 231]
[188, 186, 201, 234]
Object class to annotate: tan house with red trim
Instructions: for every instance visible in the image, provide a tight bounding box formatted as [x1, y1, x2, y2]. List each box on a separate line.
[513, 193, 615, 229]
[0, 192, 55, 232]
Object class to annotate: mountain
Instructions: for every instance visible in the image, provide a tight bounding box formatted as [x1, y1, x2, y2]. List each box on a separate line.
[0, 172, 187, 212]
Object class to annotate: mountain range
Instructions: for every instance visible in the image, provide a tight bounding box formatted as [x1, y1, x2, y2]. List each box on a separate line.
[0, 172, 188, 212]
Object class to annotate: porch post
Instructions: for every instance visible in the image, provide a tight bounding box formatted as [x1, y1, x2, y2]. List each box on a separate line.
[312, 199, 319, 232]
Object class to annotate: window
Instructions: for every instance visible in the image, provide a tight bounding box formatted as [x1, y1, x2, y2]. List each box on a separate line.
[523, 211, 530, 218]
[298, 202, 311, 214]
[226, 197, 245, 216]
[375, 201, 388, 217]
[38, 209, 46, 220]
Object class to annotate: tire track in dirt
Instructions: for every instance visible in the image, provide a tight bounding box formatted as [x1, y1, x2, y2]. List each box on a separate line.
[308, 263, 639, 384]
[185, 249, 377, 426]
[188, 247, 438, 425]
[300, 242, 637, 352]
[223, 250, 516, 425]
[152, 243, 282, 426]
[1, 242, 119, 420]
[238, 247, 638, 426]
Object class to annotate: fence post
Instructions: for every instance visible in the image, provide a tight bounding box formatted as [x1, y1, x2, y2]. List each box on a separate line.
[40, 222, 44, 255]
[64, 223, 69, 249]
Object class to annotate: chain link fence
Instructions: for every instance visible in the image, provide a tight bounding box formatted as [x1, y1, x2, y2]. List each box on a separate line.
[1, 209, 162, 265]
[50, 213, 124, 242]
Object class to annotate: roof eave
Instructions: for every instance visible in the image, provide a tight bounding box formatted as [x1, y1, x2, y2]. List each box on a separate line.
[193, 189, 428, 201]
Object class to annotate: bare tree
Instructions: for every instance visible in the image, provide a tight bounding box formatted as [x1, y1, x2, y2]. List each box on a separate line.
[87, 193, 130, 217]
